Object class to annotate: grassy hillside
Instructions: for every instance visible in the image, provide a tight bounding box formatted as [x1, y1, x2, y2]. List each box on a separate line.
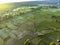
[0, 1, 41, 15]
[0, 2, 60, 45]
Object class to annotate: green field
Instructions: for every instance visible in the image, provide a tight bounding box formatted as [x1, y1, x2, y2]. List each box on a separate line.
[0, 2, 60, 45]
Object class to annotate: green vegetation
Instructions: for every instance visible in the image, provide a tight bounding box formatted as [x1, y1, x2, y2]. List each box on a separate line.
[0, 2, 60, 45]
[24, 39, 30, 45]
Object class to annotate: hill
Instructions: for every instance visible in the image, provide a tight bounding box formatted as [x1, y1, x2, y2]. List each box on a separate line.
[0, 1, 60, 11]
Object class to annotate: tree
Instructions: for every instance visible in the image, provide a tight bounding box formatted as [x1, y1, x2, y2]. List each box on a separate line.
[45, 0, 60, 8]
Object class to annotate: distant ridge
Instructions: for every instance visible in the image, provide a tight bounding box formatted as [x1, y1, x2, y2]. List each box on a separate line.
[0, 1, 60, 10]
[0, 1, 60, 6]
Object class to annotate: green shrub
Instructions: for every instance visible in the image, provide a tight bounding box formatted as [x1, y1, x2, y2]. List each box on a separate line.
[24, 39, 30, 45]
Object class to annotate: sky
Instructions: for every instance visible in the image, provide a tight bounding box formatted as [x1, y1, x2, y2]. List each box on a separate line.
[0, 0, 45, 4]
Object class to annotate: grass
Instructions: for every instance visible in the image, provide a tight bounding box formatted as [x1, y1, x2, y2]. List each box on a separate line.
[0, 5, 60, 45]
